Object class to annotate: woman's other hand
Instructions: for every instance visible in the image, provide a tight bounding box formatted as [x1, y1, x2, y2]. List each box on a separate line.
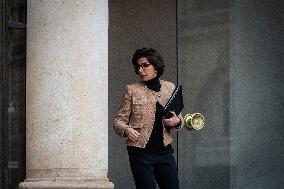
[163, 111, 181, 127]
[125, 127, 140, 141]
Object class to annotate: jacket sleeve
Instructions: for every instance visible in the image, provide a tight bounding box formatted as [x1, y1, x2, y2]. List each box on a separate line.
[113, 86, 132, 138]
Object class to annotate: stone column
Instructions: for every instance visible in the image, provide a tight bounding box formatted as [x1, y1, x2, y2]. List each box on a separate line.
[19, 0, 113, 188]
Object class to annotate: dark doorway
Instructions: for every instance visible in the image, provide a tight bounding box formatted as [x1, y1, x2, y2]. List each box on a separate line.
[1, 0, 26, 188]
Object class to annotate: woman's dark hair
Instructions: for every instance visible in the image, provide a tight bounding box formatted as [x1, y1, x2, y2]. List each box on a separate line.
[132, 48, 165, 78]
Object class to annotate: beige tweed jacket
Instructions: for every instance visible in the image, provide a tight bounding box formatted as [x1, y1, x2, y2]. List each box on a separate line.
[113, 79, 184, 148]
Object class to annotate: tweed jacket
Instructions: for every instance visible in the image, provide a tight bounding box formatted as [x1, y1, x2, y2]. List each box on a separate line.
[113, 79, 184, 148]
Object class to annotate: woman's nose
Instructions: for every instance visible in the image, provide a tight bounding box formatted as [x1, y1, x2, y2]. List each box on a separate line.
[137, 67, 144, 74]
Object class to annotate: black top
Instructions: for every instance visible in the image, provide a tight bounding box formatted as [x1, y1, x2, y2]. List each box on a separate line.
[144, 76, 161, 92]
[127, 77, 173, 154]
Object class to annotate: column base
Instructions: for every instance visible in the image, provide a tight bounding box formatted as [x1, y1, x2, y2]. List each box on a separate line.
[19, 178, 114, 189]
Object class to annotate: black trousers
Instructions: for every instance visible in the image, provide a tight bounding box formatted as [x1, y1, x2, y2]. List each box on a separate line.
[127, 148, 180, 189]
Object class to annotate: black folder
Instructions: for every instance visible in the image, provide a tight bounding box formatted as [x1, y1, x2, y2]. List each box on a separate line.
[163, 85, 184, 118]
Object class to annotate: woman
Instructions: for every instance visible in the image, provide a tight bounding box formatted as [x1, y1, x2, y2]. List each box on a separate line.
[113, 48, 184, 189]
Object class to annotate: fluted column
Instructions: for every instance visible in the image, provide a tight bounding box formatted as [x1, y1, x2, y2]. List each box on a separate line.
[19, 0, 113, 188]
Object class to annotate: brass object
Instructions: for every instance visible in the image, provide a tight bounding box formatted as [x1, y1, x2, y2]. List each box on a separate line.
[184, 113, 205, 130]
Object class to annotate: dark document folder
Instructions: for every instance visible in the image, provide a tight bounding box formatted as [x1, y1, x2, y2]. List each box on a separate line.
[163, 85, 184, 118]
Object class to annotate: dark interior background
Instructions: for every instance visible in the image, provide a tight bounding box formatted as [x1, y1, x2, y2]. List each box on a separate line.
[1, 0, 26, 189]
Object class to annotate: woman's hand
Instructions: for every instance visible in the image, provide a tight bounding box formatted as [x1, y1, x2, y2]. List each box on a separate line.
[163, 111, 181, 127]
[125, 127, 140, 141]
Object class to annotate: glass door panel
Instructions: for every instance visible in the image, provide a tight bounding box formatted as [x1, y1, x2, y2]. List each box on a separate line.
[177, 0, 230, 188]
[177, 1, 284, 189]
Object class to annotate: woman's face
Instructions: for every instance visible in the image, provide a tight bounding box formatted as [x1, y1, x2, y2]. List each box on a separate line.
[137, 57, 157, 81]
